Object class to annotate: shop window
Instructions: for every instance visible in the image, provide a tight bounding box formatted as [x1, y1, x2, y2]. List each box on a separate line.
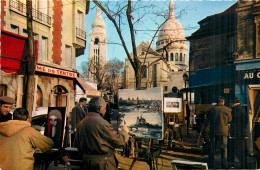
[51, 85, 68, 107]
[0, 85, 7, 97]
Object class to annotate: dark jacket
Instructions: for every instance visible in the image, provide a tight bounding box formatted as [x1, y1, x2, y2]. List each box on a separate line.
[231, 104, 248, 139]
[0, 113, 12, 122]
[213, 105, 232, 136]
[71, 104, 87, 130]
[74, 112, 129, 170]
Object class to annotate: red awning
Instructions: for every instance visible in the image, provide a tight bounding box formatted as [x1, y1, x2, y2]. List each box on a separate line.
[75, 77, 101, 97]
[0, 30, 38, 73]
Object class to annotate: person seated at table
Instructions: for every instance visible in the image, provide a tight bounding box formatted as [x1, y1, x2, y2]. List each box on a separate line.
[0, 108, 54, 170]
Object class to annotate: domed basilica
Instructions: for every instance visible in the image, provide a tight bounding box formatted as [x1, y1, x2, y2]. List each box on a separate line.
[124, 0, 189, 95]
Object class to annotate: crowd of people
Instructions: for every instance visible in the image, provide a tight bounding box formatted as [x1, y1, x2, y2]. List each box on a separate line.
[0, 95, 129, 170]
[0, 94, 255, 169]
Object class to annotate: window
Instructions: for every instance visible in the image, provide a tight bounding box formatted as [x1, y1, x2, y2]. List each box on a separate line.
[94, 38, 99, 45]
[0, 85, 7, 96]
[23, 29, 28, 37]
[141, 65, 147, 79]
[11, 24, 19, 34]
[180, 53, 183, 61]
[76, 10, 84, 30]
[42, 36, 48, 61]
[175, 53, 178, 61]
[170, 53, 174, 61]
[166, 53, 169, 61]
[65, 45, 72, 67]
[164, 86, 168, 91]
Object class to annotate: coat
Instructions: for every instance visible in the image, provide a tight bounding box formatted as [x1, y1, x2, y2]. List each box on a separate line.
[74, 112, 129, 170]
[71, 104, 88, 130]
[214, 105, 232, 136]
[0, 113, 12, 122]
[0, 120, 54, 170]
[231, 104, 249, 140]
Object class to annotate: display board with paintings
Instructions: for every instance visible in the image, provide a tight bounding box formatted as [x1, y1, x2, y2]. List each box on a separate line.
[118, 87, 164, 139]
[44, 107, 66, 149]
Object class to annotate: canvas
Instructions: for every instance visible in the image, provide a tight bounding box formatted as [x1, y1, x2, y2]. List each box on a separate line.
[118, 87, 164, 139]
[164, 97, 182, 113]
[44, 107, 66, 149]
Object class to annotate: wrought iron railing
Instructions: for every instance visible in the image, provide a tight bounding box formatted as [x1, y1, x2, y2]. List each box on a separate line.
[9, 0, 51, 26]
[76, 27, 86, 40]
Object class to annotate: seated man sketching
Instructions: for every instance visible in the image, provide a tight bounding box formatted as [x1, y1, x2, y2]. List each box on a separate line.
[75, 97, 129, 170]
[0, 108, 54, 170]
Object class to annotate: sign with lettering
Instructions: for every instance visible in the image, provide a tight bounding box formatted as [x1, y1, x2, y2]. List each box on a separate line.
[36, 65, 77, 78]
[244, 71, 260, 79]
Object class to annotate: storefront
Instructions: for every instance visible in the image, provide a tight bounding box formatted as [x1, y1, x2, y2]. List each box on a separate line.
[189, 65, 236, 105]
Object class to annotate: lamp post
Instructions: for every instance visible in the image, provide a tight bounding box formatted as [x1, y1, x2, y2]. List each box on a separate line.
[183, 73, 189, 103]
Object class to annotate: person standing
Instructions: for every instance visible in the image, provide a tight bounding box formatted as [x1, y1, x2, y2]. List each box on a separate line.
[0, 108, 53, 170]
[0, 96, 15, 122]
[71, 97, 88, 132]
[74, 97, 129, 170]
[211, 97, 232, 169]
[231, 97, 248, 168]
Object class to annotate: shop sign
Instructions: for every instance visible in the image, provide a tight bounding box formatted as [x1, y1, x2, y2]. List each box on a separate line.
[243, 71, 260, 80]
[36, 65, 77, 78]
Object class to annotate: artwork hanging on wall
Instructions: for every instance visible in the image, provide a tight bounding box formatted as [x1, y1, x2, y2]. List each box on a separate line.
[118, 87, 164, 139]
[164, 97, 182, 113]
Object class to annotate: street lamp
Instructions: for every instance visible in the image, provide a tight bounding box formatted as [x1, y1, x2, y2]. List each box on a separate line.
[183, 73, 189, 103]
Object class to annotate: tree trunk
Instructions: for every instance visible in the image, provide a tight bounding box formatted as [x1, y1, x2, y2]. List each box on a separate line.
[25, 0, 36, 122]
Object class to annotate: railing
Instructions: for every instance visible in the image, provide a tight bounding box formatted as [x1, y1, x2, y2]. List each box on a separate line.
[76, 27, 86, 40]
[9, 0, 51, 26]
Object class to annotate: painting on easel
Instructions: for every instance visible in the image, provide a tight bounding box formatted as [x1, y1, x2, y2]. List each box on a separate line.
[118, 87, 164, 139]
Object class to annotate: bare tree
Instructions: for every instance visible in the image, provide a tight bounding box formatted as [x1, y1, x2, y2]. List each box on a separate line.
[81, 58, 124, 93]
[91, 0, 187, 89]
[106, 58, 124, 95]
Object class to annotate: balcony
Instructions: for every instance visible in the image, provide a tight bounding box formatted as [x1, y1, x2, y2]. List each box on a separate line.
[74, 27, 86, 57]
[76, 28, 86, 40]
[9, 0, 51, 26]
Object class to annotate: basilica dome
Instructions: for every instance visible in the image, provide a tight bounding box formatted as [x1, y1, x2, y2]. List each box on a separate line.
[156, 0, 186, 50]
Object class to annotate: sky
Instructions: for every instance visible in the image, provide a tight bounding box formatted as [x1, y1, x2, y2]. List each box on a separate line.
[76, 0, 237, 74]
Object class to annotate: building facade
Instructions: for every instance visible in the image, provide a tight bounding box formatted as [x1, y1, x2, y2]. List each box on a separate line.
[1, 0, 87, 114]
[187, 3, 237, 105]
[124, 0, 189, 96]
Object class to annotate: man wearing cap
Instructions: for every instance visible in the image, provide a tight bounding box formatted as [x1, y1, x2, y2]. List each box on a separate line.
[0, 96, 15, 122]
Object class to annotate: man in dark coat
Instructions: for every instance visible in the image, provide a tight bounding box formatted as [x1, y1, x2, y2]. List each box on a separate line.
[231, 97, 248, 168]
[71, 97, 88, 132]
[211, 97, 232, 169]
[74, 97, 129, 170]
[0, 96, 15, 122]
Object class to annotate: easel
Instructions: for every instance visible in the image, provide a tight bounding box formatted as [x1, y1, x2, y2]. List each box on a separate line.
[128, 137, 162, 170]
[165, 113, 184, 149]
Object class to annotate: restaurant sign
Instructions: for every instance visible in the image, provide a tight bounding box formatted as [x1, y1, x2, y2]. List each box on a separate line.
[36, 65, 77, 78]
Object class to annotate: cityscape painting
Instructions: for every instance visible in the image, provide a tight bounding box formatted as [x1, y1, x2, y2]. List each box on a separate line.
[118, 87, 164, 139]
[164, 97, 182, 113]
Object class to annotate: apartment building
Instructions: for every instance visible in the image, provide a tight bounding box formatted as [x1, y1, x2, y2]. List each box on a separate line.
[1, 0, 87, 113]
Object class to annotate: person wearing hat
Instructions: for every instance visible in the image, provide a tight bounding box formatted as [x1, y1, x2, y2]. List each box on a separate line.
[0, 96, 15, 122]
